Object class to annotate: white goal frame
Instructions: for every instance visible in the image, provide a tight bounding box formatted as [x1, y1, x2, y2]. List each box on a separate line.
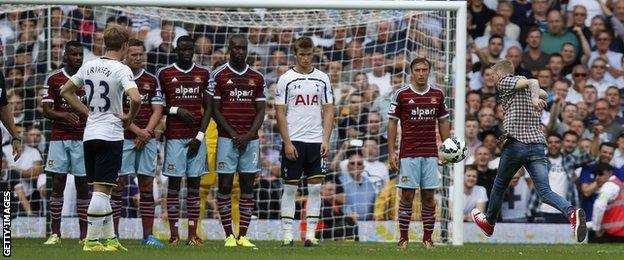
[10, 0, 468, 246]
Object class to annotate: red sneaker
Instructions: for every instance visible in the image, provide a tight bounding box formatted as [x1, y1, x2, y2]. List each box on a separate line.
[569, 208, 587, 243]
[471, 208, 494, 237]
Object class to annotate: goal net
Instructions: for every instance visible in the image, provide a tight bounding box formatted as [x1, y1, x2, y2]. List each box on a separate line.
[1, 2, 466, 244]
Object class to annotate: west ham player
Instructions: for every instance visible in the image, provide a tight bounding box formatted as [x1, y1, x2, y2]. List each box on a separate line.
[276, 36, 334, 247]
[212, 34, 265, 248]
[111, 39, 164, 247]
[158, 35, 212, 247]
[42, 40, 90, 245]
[387, 57, 450, 249]
[61, 25, 141, 252]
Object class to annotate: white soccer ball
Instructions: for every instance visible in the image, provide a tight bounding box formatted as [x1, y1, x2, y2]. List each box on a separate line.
[439, 136, 467, 163]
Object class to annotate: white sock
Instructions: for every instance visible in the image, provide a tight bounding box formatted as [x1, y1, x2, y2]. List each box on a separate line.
[102, 202, 116, 240]
[281, 184, 297, 240]
[306, 183, 321, 240]
[86, 192, 111, 240]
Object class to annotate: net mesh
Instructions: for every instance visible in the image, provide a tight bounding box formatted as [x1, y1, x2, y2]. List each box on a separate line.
[0, 4, 458, 243]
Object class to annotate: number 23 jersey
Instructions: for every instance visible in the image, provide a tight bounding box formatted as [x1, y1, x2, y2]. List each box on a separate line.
[69, 57, 137, 141]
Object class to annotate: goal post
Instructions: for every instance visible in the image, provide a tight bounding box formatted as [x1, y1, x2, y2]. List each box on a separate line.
[5, 0, 466, 245]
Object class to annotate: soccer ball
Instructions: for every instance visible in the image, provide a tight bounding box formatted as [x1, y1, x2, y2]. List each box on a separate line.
[439, 136, 467, 163]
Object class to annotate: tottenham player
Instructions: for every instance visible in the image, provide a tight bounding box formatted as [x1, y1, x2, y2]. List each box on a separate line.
[42, 40, 90, 245]
[110, 39, 164, 247]
[388, 57, 450, 249]
[158, 35, 212, 247]
[212, 34, 265, 248]
[276, 36, 334, 247]
[61, 25, 141, 252]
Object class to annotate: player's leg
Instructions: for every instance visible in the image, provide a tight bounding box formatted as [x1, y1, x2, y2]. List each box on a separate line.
[280, 141, 304, 246]
[45, 173, 66, 244]
[162, 139, 186, 246]
[136, 139, 163, 247]
[396, 157, 419, 248]
[186, 138, 207, 246]
[43, 141, 70, 244]
[111, 176, 127, 236]
[215, 137, 238, 245]
[82, 140, 113, 251]
[482, 141, 525, 227]
[524, 145, 585, 242]
[70, 140, 90, 242]
[420, 157, 440, 248]
[303, 143, 324, 247]
[96, 140, 127, 251]
[235, 138, 261, 247]
[112, 139, 136, 236]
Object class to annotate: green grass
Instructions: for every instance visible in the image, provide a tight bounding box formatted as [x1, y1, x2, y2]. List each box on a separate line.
[9, 238, 624, 260]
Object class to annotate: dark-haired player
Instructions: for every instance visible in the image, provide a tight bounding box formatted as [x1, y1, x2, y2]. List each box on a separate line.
[43, 40, 89, 245]
[158, 35, 212, 247]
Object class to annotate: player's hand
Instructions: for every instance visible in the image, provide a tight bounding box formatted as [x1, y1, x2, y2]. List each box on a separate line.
[438, 153, 448, 166]
[320, 142, 329, 158]
[176, 108, 195, 125]
[11, 138, 22, 161]
[389, 153, 399, 172]
[186, 138, 201, 158]
[532, 98, 546, 110]
[117, 113, 134, 129]
[135, 128, 152, 143]
[134, 137, 146, 151]
[284, 142, 299, 161]
[62, 112, 81, 126]
[233, 134, 252, 150]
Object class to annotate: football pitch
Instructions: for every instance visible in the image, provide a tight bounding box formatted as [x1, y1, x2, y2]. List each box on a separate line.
[9, 238, 624, 260]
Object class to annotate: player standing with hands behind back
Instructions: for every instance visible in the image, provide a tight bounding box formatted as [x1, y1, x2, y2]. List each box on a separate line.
[61, 25, 142, 252]
[471, 59, 588, 243]
[276, 36, 334, 247]
[387, 57, 450, 249]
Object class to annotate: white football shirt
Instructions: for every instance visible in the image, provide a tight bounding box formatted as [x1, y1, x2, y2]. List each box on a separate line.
[69, 57, 137, 141]
[275, 68, 333, 143]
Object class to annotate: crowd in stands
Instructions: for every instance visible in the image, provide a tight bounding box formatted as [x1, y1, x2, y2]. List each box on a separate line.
[3, 1, 624, 241]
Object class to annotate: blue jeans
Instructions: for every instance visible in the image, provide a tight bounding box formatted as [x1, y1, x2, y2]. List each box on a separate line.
[486, 138, 573, 225]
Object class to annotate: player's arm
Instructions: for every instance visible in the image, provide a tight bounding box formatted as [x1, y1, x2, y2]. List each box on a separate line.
[387, 117, 399, 171]
[124, 88, 142, 128]
[438, 118, 450, 141]
[60, 80, 90, 117]
[276, 104, 297, 160]
[212, 99, 238, 138]
[42, 103, 80, 126]
[321, 104, 335, 157]
[186, 91, 213, 158]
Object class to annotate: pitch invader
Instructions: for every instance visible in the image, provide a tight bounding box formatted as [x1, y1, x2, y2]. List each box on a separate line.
[109, 39, 164, 248]
[42, 41, 90, 245]
[387, 57, 450, 249]
[212, 34, 266, 248]
[158, 35, 212, 247]
[61, 25, 142, 252]
[276, 36, 334, 247]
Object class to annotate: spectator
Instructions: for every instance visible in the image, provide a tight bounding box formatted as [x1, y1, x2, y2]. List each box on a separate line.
[465, 116, 482, 159]
[365, 21, 398, 55]
[371, 73, 404, 135]
[589, 163, 624, 243]
[450, 165, 488, 221]
[317, 180, 357, 240]
[588, 30, 624, 81]
[476, 67, 496, 95]
[473, 145, 498, 197]
[548, 100, 577, 135]
[505, 46, 531, 77]
[338, 93, 366, 141]
[323, 26, 349, 63]
[547, 53, 565, 82]
[338, 150, 379, 221]
[500, 168, 531, 223]
[146, 20, 180, 74]
[484, 2, 520, 41]
[24, 124, 44, 153]
[567, 5, 591, 40]
[255, 161, 282, 219]
[366, 52, 392, 96]
[477, 107, 498, 135]
[83, 28, 103, 62]
[522, 28, 549, 71]
[587, 58, 615, 97]
[247, 26, 270, 58]
[466, 91, 481, 116]
[560, 41, 590, 76]
[327, 61, 349, 103]
[570, 118, 593, 140]
[537, 67, 553, 90]
[612, 0, 624, 45]
[364, 112, 388, 162]
[475, 15, 521, 57]
[542, 10, 580, 54]
[567, 1, 605, 27]
[583, 85, 598, 113]
[593, 99, 624, 142]
[612, 133, 624, 168]
[580, 142, 624, 221]
[468, 0, 496, 38]
[473, 35, 504, 70]
[567, 64, 589, 104]
[342, 40, 371, 82]
[360, 138, 388, 184]
[193, 35, 212, 67]
[604, 87, 623, 122]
